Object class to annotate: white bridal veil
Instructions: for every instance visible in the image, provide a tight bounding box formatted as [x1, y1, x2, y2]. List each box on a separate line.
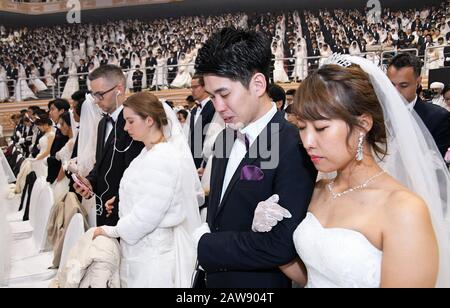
[161, 102, 203, 287]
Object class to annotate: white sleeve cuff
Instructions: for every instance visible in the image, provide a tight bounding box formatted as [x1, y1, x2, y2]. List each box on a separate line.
[101, 226, 120, 239]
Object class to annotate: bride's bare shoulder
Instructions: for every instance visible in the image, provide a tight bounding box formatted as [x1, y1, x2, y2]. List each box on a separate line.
[381, 179, 430, 227]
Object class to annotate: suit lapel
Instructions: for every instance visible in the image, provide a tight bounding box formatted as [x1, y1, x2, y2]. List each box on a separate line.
[200, 100, 214, 120]
[96, 117, 107, 163]
[214, 112, 283, 218]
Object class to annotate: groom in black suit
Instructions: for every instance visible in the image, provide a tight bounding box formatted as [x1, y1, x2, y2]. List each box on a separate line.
[387, 53, 450, 158]
[193, 28, 317, 288]
[74, 65, 144, 226]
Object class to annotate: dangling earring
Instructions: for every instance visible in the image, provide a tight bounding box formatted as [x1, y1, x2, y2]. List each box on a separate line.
[356, 132, 365, 162]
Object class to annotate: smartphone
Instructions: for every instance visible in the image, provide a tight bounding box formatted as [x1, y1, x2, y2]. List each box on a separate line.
[72, 174, 92, 193]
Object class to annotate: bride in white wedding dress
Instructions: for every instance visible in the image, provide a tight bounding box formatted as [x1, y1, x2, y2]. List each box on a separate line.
[252, 55, 450, 288]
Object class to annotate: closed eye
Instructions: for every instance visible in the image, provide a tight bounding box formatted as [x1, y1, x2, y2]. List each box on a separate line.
[315, 126, 328, 132]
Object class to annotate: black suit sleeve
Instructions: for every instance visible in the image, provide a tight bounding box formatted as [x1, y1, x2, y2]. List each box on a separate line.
[86, 121, 104, 192]
[431, 111, 450, 158]
[198, 134, 317, 271]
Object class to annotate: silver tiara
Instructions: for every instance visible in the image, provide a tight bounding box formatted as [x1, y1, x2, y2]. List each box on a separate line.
[323, 53, 353, 68]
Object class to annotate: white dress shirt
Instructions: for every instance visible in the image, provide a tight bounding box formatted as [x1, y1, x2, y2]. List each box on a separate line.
[220, 103, 277, 202]
[105, 105, 123, 144]
[406, 96, 418, 112]
[194, 97, 210, 125]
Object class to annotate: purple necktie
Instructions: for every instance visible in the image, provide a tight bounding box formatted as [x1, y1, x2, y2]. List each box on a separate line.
[235, 130, 249, 151]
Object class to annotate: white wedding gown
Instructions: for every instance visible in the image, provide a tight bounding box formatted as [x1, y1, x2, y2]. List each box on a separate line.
[294, 212, 382, 288]
[0, 69, 9, 102]
[62, 64, 79, 99]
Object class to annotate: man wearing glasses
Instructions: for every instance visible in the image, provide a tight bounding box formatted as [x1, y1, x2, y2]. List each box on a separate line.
[74, 65, 144, 227]
[189, 74, 216, 170]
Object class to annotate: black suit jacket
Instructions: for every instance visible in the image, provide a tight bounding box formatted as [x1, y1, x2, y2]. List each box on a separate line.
[86, 110, 144, 226]
[414, 98, 450, 158]
[198, 111, 317, 288]
[189, 100, 215, 169]
[444, 47, 450, 67]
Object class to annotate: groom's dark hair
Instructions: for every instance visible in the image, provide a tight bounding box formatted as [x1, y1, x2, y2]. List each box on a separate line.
[195, 27, 271, 90]
[388, 53, 422, 77]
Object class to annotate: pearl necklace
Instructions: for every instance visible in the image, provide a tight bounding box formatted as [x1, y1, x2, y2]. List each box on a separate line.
[327, 171, 386, 199]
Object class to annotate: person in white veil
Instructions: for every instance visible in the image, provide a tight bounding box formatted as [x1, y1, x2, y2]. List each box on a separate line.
[62, 62, 80, 99]
[68, 93, 102, 227]
[93, 92, 203, 288]
[15, 64, 37, 101]
[251, 55, 450, 288]
[0, 65, 9, 102]
[0, 150, 12, 286]
[349, 41, 361, 56]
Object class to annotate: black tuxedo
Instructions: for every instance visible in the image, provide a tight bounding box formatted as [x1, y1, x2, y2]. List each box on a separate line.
[86, 110, 144, 226]
[145, 57, 157, 88]
[167, 57, 178, 85]
[54, 67, 68, 93]
[287, 48, 296, 79]
[77, 64, 89, 90]
[21, 125, 33, 157]
[198, 112, 317, 288]
[132, 70, 143, 92]
[414, 98, 450, 158]
[189, 100, 215, 169]
[119, 58, 130, 70]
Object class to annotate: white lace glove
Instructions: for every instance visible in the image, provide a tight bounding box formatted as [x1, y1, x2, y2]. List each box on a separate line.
[252, 194, 292, 232]
[193, 223, 211, 250]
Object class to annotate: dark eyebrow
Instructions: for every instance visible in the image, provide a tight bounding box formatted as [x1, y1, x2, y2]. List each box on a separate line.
[206, 88, 229, 96]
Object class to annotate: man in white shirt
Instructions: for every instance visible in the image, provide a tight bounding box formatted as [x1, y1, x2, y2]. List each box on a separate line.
[193, 27, 316, 288]
[189, 75, 216, 169]
[74, 65, 144, 226]
[387, 53, 450, 158]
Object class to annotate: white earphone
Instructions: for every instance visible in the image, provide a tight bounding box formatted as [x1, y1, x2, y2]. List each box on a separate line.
[97, 87, 132, 217]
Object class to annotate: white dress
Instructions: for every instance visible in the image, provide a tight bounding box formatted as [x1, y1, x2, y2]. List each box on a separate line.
[152, 57, 168, 87]
[294, 212, 382, 288]
[0, 69, 9, 102]
[171, 58, 192, 88]
[62, 64, 79, 99]
[30, 68, 48, 92]
[109, 143, 196, 288]
[273, 49, 290, 83]
[15, 67, 37, 102]
[31, 130, 56, 178]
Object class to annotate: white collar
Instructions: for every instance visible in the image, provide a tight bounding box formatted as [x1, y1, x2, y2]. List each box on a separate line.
[197, 97, 210, 109]
[407, 96, 418, 112]
[240, 103, 277, 147]
[110, 105, 124, 122]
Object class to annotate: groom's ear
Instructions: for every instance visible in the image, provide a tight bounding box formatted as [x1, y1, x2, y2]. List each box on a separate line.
[251, 73, 267, 98]
[358, 114, 373, 133]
